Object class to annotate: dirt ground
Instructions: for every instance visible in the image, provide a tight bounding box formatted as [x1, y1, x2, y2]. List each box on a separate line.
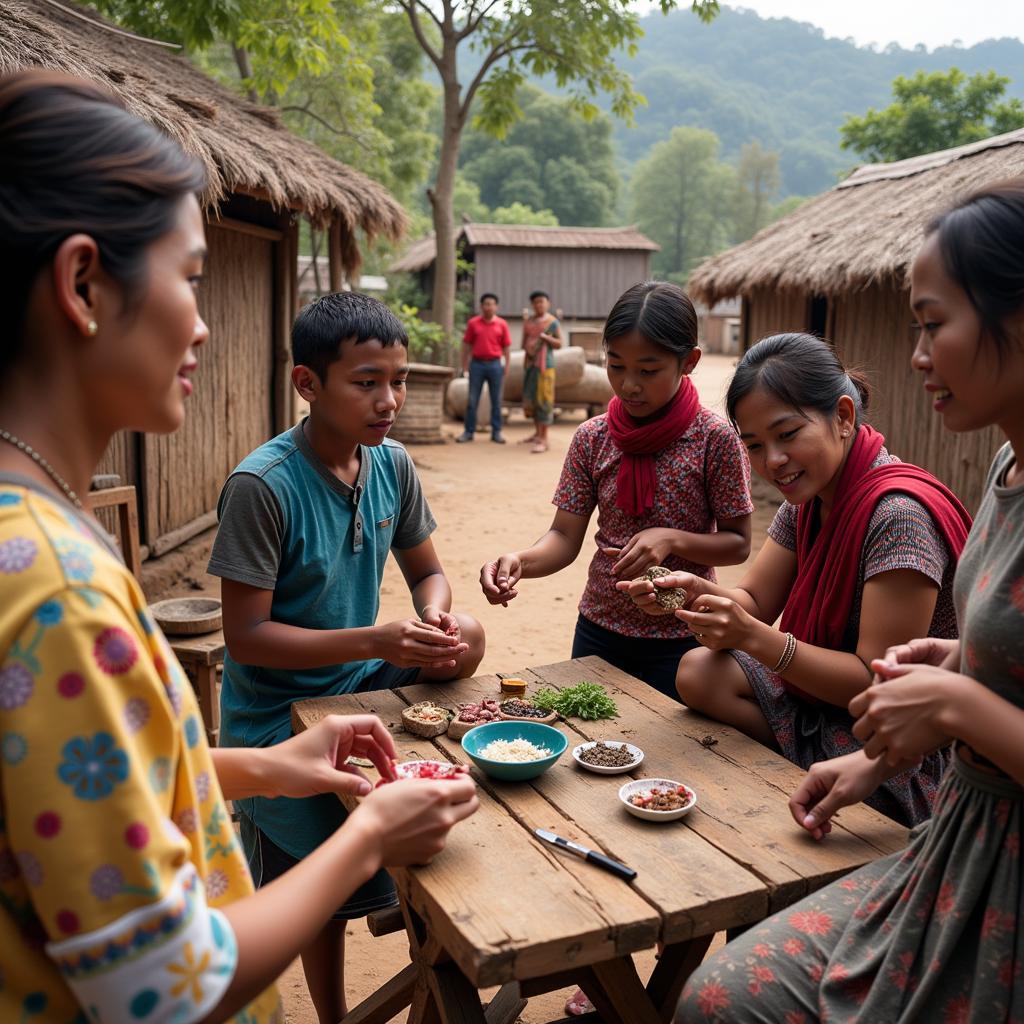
[144, 354, 778, 1023]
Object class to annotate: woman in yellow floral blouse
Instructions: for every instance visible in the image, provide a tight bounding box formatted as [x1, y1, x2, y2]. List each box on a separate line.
[0, 70, 478, 1024]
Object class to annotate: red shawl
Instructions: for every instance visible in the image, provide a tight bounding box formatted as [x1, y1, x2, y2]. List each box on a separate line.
[779, 424, 972, 697]
[605, 376, 701, 517]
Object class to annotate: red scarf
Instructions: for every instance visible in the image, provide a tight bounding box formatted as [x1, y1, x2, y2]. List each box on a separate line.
[779, 424, 972, 698]
[605, 376, 701, 516]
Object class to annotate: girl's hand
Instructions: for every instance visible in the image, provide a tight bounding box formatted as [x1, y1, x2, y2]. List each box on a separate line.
[674, 594, 757, 650]
[267, 715, 398, 799]
[421, 605, 460, 642]
[788, 751, 892, 840]
[604, 528, 679, 579]
[352, 776, 479, 867]
[851, 661, 966, 765]
[615, 570, 700, 617]
[480, 553, 523, 606]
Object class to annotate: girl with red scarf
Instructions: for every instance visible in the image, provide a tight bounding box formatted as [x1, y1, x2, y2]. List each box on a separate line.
[623, 332, 971, 827]
[479, 281, 754, 700]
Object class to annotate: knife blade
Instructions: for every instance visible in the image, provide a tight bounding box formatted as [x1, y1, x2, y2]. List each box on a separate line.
[535, 828, 637, 882]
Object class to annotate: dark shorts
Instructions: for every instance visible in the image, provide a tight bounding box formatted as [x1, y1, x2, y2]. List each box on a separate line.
[360, 659, 422, 691]
[240, 815, 399, 920]
[570, 614, 699, 701]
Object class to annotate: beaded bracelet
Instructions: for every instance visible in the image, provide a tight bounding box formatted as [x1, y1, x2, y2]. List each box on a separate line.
[773, 631, 797, 674]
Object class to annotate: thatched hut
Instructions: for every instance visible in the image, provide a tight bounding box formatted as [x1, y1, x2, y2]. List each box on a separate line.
[0, 0, 406, 556]
[689, 129, 1024, 512]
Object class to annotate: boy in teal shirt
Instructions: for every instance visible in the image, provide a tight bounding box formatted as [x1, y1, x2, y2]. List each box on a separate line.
[208, 292, 484, 1023]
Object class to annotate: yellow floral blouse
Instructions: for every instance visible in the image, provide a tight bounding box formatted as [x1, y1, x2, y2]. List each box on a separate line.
[0, 481, 281, 1023]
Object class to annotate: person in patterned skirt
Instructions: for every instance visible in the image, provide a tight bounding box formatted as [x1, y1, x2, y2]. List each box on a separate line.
[0, 70, 478, 1024]
[673, 180, 1024, 1021]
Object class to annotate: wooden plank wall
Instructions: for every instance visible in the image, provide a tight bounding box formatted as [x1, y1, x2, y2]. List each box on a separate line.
[473, 249, 652, 319]
[831, 283, 1002, 513]
[141, 221, 275, 554]
[743, 289, 810, 348]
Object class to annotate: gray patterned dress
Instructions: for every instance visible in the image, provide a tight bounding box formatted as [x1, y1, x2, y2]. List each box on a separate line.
[731, 447, 956, 826]
[676, 443, 1024, 1023]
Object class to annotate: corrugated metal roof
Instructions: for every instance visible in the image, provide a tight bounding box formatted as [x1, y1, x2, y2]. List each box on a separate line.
[390, 223, 659, 273]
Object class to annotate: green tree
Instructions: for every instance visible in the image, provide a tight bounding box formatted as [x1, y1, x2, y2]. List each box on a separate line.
[841, 68, 1024, 162]
[491, 202, 559, 225]
[631, 127, 735, 281]
[394, 0, 719, 339]
[732, 142, 780, 241]
[459, 87, 619, 225]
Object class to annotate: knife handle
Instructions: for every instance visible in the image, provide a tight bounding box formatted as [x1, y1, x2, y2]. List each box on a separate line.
[586, 850, 637, 882]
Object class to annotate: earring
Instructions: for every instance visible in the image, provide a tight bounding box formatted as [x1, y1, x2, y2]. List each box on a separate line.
[86, 320, 98, 336]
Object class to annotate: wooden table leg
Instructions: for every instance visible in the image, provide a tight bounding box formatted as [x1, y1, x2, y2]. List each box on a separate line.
[581, 957, 661, 1024]
[342, 962, 417, 1024]
[484, 982, 527, 1024]
[193, 664, 219, 747]
[646, 936, 713, 1023]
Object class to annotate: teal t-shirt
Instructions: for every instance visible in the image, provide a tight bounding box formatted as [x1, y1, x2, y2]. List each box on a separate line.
[207, 421, 435, 857]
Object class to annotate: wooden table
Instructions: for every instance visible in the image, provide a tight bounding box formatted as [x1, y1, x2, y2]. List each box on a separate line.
[168, 629, 224, 747]
[292, 656, 907, 1024]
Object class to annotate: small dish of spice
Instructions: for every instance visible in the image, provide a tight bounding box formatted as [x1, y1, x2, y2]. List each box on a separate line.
[571, 740, 644, 775]
[618, 777, 697, 822]
[498, 698, 557, 724]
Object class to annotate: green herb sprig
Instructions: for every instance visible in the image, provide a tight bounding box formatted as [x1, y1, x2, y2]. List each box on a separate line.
[532, 681, 618, 720]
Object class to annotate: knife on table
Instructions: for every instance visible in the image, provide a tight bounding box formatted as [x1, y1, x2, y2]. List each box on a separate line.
[535, 829, 637, 882]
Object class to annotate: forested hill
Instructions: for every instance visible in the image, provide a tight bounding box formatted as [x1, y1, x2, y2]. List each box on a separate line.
[606, 5, 1024, 196]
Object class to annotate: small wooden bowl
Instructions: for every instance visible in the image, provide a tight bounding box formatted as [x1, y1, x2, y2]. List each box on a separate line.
[448, 718, 493, 741]
[401, 702, 452, 738]
[150, 597, 222, 636]
[498, 708, 557, 725]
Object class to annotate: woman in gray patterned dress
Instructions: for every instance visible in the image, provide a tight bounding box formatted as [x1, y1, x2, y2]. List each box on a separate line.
[621, 332, 971, 826]
[672, 180, 1024, 1021]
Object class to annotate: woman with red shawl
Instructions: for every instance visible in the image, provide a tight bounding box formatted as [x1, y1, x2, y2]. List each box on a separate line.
[622, 331, 971, 827]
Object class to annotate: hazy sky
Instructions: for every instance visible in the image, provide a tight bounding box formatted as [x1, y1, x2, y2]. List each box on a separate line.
[727, 1, 1022, 50]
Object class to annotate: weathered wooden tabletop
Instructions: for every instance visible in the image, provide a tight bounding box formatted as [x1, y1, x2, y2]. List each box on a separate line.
[292, 656, 907, 1024]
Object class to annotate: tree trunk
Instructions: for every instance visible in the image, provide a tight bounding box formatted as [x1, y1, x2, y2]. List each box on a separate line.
[231, 45, 260, 104]
[430, 48, 464, 342]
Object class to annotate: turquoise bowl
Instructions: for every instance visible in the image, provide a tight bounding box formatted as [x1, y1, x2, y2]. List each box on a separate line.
[461, 720, 568, 781]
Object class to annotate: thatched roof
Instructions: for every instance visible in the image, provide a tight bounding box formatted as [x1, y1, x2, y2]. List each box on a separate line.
[391, 223, 659, 273]
[689, 127, 1024, 304]
[0, 0, 407, 268]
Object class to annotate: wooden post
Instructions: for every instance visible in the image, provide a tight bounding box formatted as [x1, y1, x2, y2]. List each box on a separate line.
[272, 216, 298, 434]
[328, 218, 344, 293]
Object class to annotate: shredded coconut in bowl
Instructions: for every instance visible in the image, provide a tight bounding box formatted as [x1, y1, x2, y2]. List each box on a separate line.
[479, 738, 552, 762]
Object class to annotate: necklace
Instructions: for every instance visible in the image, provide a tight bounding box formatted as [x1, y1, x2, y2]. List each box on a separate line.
[0, 429, 83, 509]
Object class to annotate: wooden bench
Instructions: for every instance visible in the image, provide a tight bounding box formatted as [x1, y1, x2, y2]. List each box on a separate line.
[167, 629, 224, 747]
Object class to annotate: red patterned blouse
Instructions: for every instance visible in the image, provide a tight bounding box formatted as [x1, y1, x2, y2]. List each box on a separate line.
[553, 409, 754, 639]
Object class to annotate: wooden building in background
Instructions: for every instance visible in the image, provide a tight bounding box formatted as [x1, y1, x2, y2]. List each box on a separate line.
[392, 223, 659, 348]
[1, 0, 405, 557]
[689, 129, 1024, 512]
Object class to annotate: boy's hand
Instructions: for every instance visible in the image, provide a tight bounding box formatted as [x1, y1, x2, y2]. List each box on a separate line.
[604, 528, 678, 579]
[480, 553, 523, 606]
[266, 714, 397, 799]
[421, 605, 461, 643]
[352, 776, 479, 867]
[374, 618, 467, 669]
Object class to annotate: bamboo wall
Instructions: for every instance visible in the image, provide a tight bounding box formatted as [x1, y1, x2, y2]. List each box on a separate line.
[745, 284, 1002, 513]
[829, 283, 1002, 514]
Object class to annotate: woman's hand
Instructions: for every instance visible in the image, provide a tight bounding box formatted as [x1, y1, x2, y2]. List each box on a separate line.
[351, 776, 479, 866]
[788, 751, 891, 840]
[851, 660, 968, 765]
[266, 715, 398, 799]
[615, 570, 705, 617]
[480, 553, 523, 606]
[673, 594, 758, 650]
[603, 528, 679, 579]
[874, 636, 959, 676]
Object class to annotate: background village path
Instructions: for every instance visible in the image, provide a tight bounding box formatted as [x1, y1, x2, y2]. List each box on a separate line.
[278, 352, 778, 1023]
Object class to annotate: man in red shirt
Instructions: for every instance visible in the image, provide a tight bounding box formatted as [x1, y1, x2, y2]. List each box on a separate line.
[457, 292, 512, 444]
